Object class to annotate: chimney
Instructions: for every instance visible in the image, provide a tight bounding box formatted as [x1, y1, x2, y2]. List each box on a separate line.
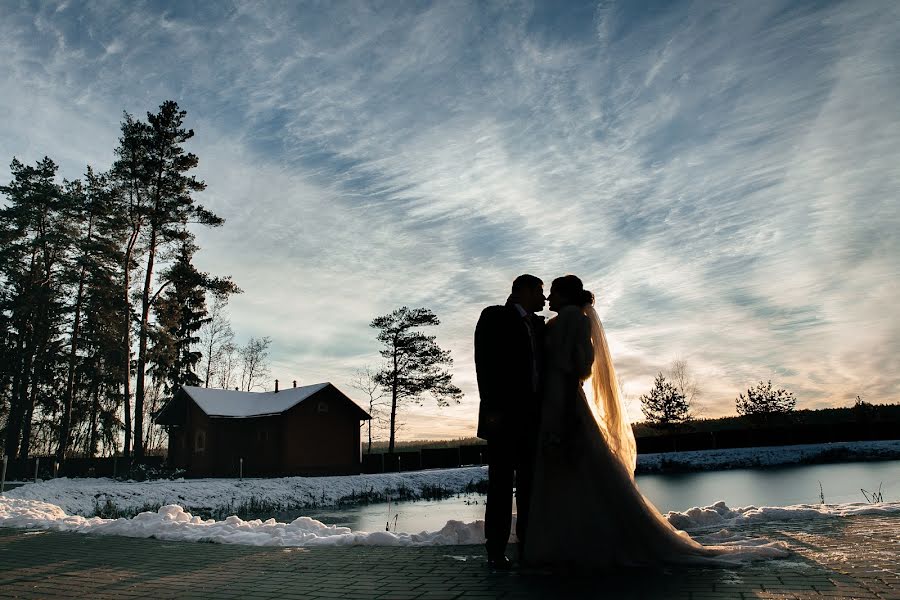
[275, 379, 279, 393]
[292, 380, 297, 388]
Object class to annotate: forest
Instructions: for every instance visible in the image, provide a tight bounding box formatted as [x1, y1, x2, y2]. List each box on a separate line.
[0, 101, 245, 467]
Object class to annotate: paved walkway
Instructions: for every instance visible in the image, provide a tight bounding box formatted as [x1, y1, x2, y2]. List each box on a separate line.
[1, 514, 898, 599]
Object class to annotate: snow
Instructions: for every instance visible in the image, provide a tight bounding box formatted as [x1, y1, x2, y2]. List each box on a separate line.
[666, 499, 900, 531]
[3, 467, 489, 517]
[637, 439, 900, 472]
[0, 498, 484, 546]
[183, 383, 330, 418]
[1, 495, 896, 549]
[3, 441, 897, 519]
[2, 440, 898, 548]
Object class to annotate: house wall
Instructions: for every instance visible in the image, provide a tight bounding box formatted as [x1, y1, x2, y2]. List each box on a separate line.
[208, 416, 282, 477]
[166, 386, 363, 477]
[281, 387, 362, 475]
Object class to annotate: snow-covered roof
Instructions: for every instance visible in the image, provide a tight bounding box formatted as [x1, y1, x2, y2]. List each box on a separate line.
[181, 383, 331, 418]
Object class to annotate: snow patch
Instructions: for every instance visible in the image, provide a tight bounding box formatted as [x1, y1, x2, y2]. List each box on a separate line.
[0, 497, 484, 546]
[2, 496, 897, 548]
[666, 499, 900, 531]
[4, 467, 488, 517]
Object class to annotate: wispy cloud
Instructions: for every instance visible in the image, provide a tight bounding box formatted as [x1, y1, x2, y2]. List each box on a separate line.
[1, 0, 898, 437]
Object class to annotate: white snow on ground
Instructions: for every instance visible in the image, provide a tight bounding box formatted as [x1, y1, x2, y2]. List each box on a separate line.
[1, 495, 897, 548]
[5, 440, 897, 518]
[3, 467, 489, 517]
[638, 439, 900, 472]
[666, 500, 900, 531]
[0, 497, 484, 546]
[1, 440, 898, 547]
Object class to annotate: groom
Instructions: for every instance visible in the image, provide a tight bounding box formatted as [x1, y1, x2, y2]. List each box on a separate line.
[474, 274, 546, 570]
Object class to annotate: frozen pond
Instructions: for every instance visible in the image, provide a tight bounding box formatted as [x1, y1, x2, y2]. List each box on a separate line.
[292, 460, 900, 533]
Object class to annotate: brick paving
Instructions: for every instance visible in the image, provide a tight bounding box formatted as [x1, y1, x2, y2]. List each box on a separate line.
[0, 514, 898, 599]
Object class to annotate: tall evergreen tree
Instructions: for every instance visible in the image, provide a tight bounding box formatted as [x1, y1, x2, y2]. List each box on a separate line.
[0, 157, 73, 461]
[113, 101, 225, 459]
[370, 307, 462, 453]
[56, 168, 125, 463]
[150, 240, 239, 396]
[111, 112, 151, 458]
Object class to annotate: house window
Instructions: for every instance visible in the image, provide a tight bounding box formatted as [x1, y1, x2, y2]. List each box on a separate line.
[257, 429, 269, 443]
[317, 401, 329, 413]
[194, 430, 206, 452]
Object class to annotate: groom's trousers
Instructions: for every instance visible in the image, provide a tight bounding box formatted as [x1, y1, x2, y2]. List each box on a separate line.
[485, 435, 536, 559]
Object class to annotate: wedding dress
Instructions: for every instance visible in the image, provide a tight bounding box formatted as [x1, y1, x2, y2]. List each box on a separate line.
[523, 304, 788, 568]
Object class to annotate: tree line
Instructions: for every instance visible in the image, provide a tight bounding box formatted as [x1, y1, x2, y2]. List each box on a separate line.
[0, 99, 466, 467]
[0, 100, 265, 466]
[638, 358, 803, 428]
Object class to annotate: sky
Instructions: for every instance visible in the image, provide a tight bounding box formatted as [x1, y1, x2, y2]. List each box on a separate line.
[1, 0, 898, 439]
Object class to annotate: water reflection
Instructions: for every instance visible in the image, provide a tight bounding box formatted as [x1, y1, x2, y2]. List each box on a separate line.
[274, 495, 487, 534]
[279, 460, 899, 533]
[637, 460, 900, 512]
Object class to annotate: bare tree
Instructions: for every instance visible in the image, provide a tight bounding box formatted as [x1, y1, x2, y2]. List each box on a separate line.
[350, 366, 388, 454]
[198, 296, 234, 388]
[215, 341, 238, 390]
[668, 358, 701, 407]
[239, 336, 272, 391]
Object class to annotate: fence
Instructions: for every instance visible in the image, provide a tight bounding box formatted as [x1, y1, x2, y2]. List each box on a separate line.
[636, 421, 900, 454]
[2, 421, 896, 484]
[362, 444, 488, 474]
[0, 455, 165, 483]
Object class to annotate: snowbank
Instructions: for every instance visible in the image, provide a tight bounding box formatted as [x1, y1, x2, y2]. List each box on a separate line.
[666, 500, 900, 531]
[2, 496, 897, 548]
[638, 439, 900, 473]
[0, 497, 483, 546]
[6, 441, 897, 519]
[3, 467, 489, 517]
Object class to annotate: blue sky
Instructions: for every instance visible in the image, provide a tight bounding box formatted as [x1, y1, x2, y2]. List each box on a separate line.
[2, 0, 898, 438]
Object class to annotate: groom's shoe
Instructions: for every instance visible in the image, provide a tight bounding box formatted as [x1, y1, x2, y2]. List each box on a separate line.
[487, 555, 512, 571]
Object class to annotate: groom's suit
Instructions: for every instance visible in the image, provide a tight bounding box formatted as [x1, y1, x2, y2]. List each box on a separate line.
[474, 300, 545, 560]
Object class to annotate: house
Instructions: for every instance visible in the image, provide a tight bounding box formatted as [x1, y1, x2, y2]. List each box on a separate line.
[155, 382, 371, 477]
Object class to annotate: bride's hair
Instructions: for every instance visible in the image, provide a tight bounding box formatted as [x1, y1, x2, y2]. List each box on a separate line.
[553, 274, 594, 307]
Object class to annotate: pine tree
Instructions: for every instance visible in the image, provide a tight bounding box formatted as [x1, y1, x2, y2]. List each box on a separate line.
[736, 380, 796, 421]
[111, 111, 151, 458]
[639, 373, 690, 427]
[56, 168, 125, 463]
[371, 307, 462, 453]
[0, 158, 73, 461]
[150, 240, 239, 396]
[113, 101, 225, 459]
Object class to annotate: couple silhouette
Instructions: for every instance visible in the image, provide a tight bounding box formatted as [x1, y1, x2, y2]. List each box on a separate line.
[474, 274, 787, 571]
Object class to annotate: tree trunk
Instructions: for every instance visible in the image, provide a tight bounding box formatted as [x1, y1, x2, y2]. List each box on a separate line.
[389, 345, 398, 454]
[88, 375, 100, 458]
[18, 372, 38, 459]
[134, 225, 158, 460]
[122, 228, 139, 459]
[57, 216, 94, 464]
[3, 331, 27, 460]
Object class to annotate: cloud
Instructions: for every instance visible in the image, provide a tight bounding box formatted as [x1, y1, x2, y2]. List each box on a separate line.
[1, 0, 898, 438]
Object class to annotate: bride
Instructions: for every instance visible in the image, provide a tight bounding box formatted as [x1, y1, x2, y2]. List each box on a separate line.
[523, 274, 787, 568]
